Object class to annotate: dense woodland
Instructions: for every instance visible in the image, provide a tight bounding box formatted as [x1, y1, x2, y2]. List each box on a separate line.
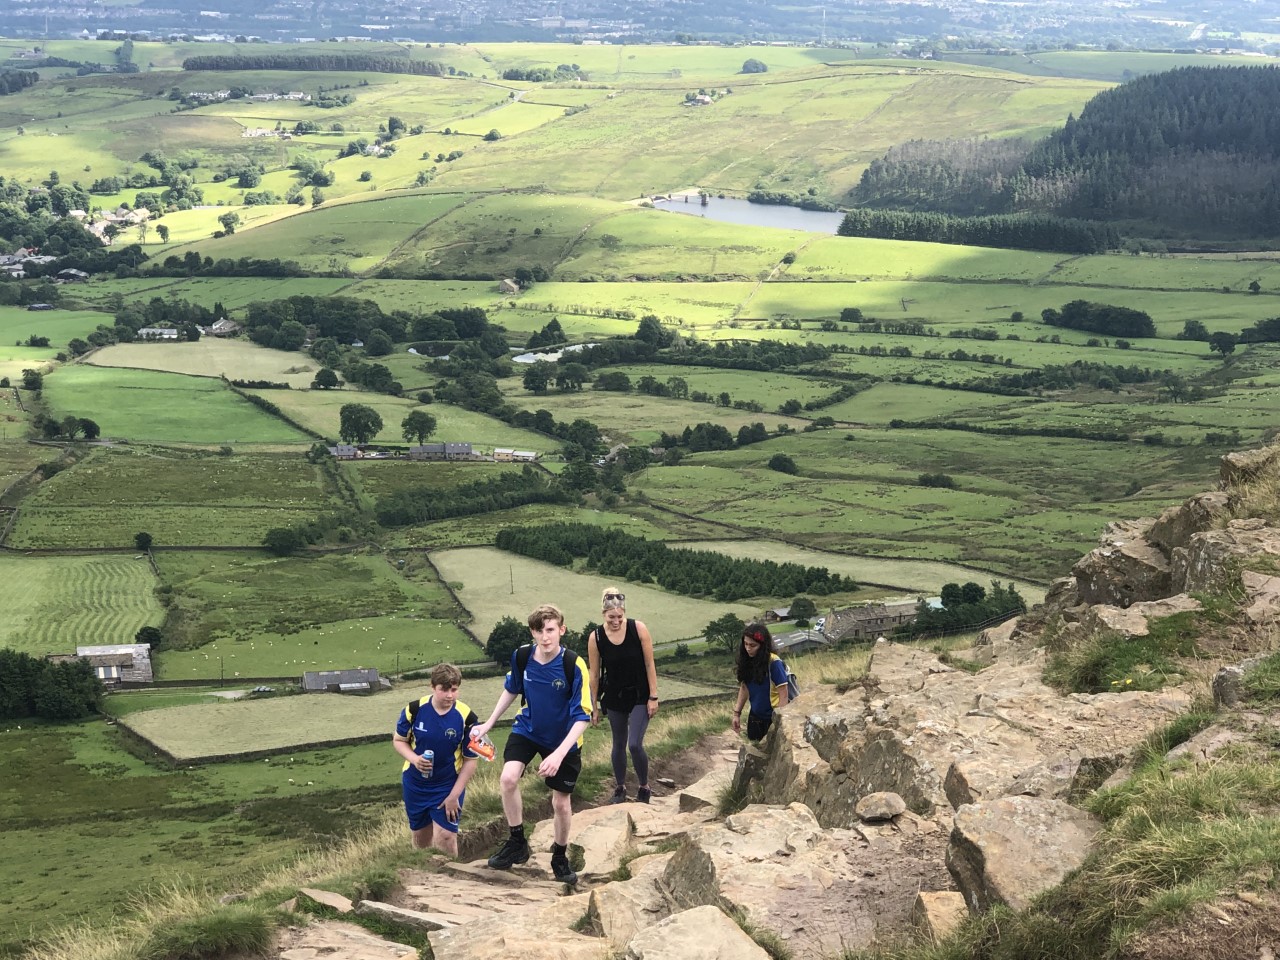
[0, 651, 103, 721]
[850, 66, 1280, 240]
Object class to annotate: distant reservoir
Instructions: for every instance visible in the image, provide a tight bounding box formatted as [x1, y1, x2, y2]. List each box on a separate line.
[652, 195, 846, 234]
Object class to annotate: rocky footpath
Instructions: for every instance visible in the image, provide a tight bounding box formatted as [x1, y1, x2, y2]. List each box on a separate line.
[267, 447, 1280, 959]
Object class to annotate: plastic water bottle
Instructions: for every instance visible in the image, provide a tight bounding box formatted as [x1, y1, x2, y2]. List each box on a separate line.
[421, 749, 434, 778]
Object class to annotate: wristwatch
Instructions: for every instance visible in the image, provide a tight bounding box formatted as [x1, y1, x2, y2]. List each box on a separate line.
[648, 696, 659, 701]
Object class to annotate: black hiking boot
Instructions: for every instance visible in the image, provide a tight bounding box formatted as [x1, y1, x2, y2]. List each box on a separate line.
[608, 784, 627, 804]
[550, 848, 578, 885]
[637, 785, 651, 804]
[487, 834, 531, 870]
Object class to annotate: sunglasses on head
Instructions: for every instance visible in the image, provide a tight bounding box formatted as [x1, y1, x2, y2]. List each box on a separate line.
[603, 594, 625, 607]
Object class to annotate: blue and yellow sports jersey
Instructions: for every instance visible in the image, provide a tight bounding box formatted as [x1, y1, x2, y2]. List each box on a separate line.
[745, 655, 790, 717]
[505, 647, 592, 752]
[395, 696, 479, 786]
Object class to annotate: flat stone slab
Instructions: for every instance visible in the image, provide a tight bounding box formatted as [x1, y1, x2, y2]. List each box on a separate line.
[354, 900, 458, 932]
[275, 920, 416, 960]
[625, 904, 771, 960]
[296, 887, 354, 913]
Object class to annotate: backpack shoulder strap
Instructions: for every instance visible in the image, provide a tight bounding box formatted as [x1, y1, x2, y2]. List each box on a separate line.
[562, 648, 579, 695]
[406, 697, 425, 724]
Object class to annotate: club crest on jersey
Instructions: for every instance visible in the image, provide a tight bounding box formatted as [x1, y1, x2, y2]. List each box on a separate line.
[551, 678, 566, 692]
[445, 727, 458, 739]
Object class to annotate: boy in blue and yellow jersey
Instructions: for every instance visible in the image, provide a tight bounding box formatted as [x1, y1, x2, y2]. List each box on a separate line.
[392, 662, 480, 858]
[471, 603, 591, 885]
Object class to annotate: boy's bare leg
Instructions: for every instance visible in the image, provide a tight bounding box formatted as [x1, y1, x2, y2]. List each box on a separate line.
[550, 788, 572, 846]
[499, 759, 525, 824]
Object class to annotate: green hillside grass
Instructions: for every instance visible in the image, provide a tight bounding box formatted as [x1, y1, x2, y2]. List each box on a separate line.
[40, 366, 312, 445]
[244, 387, 555, 450]
[9, 447, 330, 549]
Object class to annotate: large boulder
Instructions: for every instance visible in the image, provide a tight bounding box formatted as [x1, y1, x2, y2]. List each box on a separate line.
[752, 642, 1189, 826]
[624, 905, 772, 960]
[946, 796, 1101, 913]
[1242, 570, 1280, 624]
[1172, 519, 1280, 594]
[1147, 492, 1230, 553]
[1220, 445, 1280, 487]
[1072, 520, 1171, 606]
[1078, 595, 1202, 638]
[664, 802, 951, 958]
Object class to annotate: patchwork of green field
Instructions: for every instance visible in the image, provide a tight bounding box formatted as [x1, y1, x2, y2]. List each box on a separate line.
[516, 281, 753, 325]
[87, 338, 323, 387]
[429, 65, 1105, 201]
[375, 192, 623, 279]
[741, 279, 1280, 333]
[9, 447, 331, 549]
[788, 234, 1063, 282]
[0, 554, 163, 655]
[0, 721, 399, 944]
[248, 386, 555, 451]
[433, 545, 760, 641]
[626, 427, 1219, 582]
[156, 550, 476, 679]
[684, 540, 1047, 605]
[0, 432, 48, 499]
[41, 365, 312, 445]
[172, 193, 472, 273]
[328, 278, 500, 317]
[82, 277, 354, 312]
[499, 384, 805, 445]
[940, 50, 1274, 82]
[381, 502, 740, 551]
[121, 672, 721, 761]
[348, 459, 523, 503]
[558, 206, 810, 280]
[609, 365, 839, 408]
[0, 307, 110, 380]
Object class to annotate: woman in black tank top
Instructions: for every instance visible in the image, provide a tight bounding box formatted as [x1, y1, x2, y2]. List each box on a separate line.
[587, 586, 659, 803]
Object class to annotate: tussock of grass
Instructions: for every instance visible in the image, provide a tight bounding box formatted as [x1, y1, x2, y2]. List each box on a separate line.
[729, 906, 793, 960]
[1128, 701, 1216, 771]
[27, 884, 278, 960]
[1226, 468, 1280, 525]
[1043, 619, 1199, 694]
[1243, 651, 1280, 701]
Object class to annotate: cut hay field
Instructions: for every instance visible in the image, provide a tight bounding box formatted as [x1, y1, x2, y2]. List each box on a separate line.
[155, 550, 476, 679]
[41, 365, 312, 445]
[432, 545, 759, 642]
[88, 338, 324, 387]
[249, 387, 555, 451]
[0, 554, 164, 655]
[9, 447, 331, 549]
[120, 673, 724, 761]
[0, 307, 111, 380]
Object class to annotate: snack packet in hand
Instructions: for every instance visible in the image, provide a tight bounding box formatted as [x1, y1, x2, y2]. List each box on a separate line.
[468, 733, 496, 761]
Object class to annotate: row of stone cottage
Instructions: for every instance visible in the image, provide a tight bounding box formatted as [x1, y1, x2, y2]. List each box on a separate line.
[328, 443, 538, 462]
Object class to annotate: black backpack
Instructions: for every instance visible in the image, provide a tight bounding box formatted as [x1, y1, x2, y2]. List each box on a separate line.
[514, 644, 581, 704]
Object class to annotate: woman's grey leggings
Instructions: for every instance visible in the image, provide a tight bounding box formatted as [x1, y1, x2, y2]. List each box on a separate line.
[607, 703, 650, 787]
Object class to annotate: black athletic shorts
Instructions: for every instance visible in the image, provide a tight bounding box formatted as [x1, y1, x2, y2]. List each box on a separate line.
[747, 711, 774, 743]
[503, 732, 582, 795]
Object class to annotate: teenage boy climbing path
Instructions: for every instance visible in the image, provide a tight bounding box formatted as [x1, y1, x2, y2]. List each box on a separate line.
[470, 603, 592, 884]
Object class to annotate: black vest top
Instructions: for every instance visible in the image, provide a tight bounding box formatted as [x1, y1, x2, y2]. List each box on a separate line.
[595, 618, 649, 709]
